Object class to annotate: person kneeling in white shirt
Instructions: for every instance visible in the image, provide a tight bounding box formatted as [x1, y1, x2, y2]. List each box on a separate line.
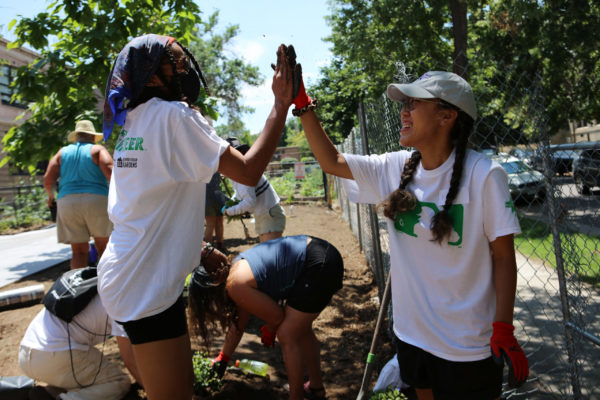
[18, 294, 140, 400]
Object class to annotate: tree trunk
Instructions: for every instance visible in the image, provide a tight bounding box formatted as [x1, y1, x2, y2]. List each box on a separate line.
[450, 0, 468, 79]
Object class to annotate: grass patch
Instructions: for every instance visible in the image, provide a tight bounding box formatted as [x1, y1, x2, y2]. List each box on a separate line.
[515, 215, 600, 287]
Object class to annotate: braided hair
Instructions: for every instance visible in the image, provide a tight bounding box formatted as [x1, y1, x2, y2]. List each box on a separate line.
[379, 100, 474, 245]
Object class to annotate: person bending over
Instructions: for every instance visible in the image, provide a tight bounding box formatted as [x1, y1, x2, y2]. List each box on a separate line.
[188, 235, 343, 400]
[222, 137, 286, 243]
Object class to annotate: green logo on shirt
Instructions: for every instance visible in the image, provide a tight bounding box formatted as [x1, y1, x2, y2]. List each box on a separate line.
[505, 199, 516, 214]
[393, 201, 464, 246]
[115, 129, 144, 152]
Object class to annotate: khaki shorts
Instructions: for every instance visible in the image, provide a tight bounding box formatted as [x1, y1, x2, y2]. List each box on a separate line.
[254, 204, 286, 235]
[56, 193, 113, 244]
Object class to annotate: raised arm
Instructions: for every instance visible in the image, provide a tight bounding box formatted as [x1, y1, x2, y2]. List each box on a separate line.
[218, 44, 293, 186]
[286, 47, 353, 179]
[299, 110, 353, 179]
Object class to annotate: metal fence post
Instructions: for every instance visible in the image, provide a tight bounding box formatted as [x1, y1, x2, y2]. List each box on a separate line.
[351, 127, 363, 252]
[542, 144, 582, 399]
[358, 102, 385, 296]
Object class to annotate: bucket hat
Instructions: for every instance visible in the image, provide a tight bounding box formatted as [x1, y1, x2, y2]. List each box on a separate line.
[68, 120, 104, 143]
[387, 71, 477, 120]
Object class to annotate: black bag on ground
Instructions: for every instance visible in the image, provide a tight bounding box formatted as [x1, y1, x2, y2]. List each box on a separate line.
[42, 267, 98, 322]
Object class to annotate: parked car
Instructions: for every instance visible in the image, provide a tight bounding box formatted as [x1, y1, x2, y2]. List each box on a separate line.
[530, 145, 579, 175]
[552, 150, 579, 175]
[508, 148, 535, 167]
[573, 146, 600, 195]
[492, 155, 545, 203]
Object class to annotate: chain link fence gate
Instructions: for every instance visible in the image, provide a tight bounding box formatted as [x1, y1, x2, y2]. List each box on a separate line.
[331, 59, 599, 399]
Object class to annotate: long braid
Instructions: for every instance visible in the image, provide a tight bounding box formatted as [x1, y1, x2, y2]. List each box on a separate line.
[178, 42, 211, 97]
[430, 109, 474, 244]
[163, 45, 184, 102]
[380, 151, 422, 220]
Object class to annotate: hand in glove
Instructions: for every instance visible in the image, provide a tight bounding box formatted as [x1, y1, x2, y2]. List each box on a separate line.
[211, 351, 230, 379]
[260, 325, 276, 347]
[490, 321, 529, 387]
[271, 44, 314, 115]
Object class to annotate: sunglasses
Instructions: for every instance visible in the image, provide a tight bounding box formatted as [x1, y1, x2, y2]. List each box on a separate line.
[400, 97, 440, 111]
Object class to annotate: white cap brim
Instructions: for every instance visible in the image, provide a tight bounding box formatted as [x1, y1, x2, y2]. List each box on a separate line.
[387, 83, 435, 103]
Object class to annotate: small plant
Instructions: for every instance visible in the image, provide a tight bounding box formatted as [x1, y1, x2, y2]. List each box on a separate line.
[192, 351, 223, 396]
[270, 170, 297, 201]
[299, 167, 324, 197]
[0, 180, 51, 233]
[369, 386, 408, 400]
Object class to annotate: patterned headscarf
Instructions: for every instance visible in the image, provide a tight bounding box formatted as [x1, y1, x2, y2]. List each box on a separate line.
[103, 34, 176, 141]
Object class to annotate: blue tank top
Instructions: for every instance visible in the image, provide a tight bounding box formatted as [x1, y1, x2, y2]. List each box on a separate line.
[57, 143, 109, 199]
[235, 235, 307, 300]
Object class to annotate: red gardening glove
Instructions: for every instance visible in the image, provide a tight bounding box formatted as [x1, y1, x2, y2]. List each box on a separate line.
[292, 68, 312, 110]
[490, 322, 529, 388]
[272, 44, 311, 110]
[211, 351, 230, 379]
[260, 325, 276, 347]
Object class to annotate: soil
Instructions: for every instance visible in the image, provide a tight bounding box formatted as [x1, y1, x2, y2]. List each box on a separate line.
[0, 202, 396, 399]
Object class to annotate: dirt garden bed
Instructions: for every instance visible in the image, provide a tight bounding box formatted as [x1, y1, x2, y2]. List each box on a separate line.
[0, 202, 396, 399]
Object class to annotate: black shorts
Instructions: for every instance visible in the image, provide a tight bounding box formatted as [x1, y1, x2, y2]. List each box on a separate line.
[396, 338, 502, 400]
[286, 237, 344, 314]
[119, 296, 188, 345]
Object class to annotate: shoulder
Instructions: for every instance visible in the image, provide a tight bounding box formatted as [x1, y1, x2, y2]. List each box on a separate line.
[345, 149, 410, 170]
[464, 149, 507, 186]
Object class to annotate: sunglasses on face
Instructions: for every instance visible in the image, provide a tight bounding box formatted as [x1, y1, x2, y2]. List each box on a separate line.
[162, 54, 192, 73]
[400, 97, 440, 111]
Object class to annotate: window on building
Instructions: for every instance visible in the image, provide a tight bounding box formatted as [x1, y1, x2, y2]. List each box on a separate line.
[0, 65, 26, 108]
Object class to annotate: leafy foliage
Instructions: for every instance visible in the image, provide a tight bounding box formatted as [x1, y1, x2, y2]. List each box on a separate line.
[270, 170, 296, 202]
[192, 351, 223, 396]
[0, 180, 50, 232]
[299, 166, 324, 197]
[189, 13, 261, 135]
[3, 0, 261, 170]
[369, 386, 408, 400]
[312, 0, 600, 141]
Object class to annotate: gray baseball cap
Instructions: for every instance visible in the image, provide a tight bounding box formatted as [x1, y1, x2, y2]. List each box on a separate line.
[387, 71, 477, 120]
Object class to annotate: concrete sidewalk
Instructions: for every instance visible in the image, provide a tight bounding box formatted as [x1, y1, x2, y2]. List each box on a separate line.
[0, 225, 70, 288]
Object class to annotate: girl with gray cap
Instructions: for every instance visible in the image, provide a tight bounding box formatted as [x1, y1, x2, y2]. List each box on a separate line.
[287, 56, 528, 399]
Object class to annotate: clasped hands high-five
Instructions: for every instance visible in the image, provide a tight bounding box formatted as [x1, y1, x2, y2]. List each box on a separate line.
[271, 44, 314, 115]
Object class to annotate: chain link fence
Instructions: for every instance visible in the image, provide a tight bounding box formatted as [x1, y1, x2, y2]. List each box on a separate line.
[333, 60, 599, 399]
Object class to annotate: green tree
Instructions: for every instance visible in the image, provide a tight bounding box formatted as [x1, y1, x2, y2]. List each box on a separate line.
[469, 0, 600, 137]
[189, 12, 261, 135]
[2, 0, 261, 171]
[312, 0, 457, 141]
[313, 0, 600, 140]
[284, 117, 311, 156]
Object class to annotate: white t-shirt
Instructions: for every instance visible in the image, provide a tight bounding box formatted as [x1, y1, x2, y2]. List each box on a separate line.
[20, 296, 123, 352]
[98, 98, 228, 322]
[227, 175, 280, 216]
[341, 149, 520, 361]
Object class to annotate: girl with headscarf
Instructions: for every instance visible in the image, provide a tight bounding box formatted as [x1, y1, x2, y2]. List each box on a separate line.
[98, 34, 294, 399]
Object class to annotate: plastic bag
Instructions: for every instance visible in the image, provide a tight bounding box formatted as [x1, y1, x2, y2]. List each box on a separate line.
[0, 376, 34, 400]
[373, 356, 409, 392]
